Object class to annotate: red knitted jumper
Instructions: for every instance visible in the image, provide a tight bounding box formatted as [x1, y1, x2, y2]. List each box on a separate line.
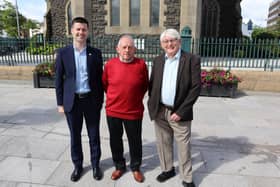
[102, 57, 149, 120]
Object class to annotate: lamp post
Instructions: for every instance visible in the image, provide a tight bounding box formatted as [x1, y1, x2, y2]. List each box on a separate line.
[15, 0, 20, 38]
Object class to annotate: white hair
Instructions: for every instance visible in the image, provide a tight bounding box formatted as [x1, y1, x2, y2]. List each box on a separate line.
[117, 34, 135, 47]
[160, 28, 181, 41]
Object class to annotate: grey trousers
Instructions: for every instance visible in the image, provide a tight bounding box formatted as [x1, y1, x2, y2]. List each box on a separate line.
[154, 106, 193, 182]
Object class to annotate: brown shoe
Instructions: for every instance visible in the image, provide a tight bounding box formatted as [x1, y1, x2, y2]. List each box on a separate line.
[111, 169, 125, 180]
[132, 171, 144, 183]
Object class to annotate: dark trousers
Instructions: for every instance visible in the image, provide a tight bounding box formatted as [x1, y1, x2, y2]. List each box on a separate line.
[106, 116, 142, 171]
[65, 96, 101, 169]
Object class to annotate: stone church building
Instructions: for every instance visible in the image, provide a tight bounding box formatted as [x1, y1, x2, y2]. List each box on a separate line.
[45, 0, 242, 39]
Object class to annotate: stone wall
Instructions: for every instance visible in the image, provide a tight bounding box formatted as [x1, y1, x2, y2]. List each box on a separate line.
[164, 0, 181, 31]
[0, 66, 34, 80]
[91, 0, 107, 36]
[232, 70, 280, 92]
[48, 0, 68, 39]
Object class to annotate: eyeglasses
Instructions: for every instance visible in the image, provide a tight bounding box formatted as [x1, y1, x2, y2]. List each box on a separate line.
[161, 39, 178, 44]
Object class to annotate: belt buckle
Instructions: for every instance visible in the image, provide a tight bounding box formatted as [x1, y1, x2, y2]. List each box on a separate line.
[76, 92, 89, 99]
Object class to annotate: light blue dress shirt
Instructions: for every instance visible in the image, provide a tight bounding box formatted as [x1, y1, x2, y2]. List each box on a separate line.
[161, 50, 181, 107]
[74, 47, 90, 94]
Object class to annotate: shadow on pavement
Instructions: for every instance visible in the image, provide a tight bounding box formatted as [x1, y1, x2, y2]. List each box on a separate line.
[0, 107, 64, 126]
[193, 136, 252, 186]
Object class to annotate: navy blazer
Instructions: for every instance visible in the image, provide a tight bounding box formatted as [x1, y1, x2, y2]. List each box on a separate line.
[55, 45, 104, 112]
[148, 50, 201, 121]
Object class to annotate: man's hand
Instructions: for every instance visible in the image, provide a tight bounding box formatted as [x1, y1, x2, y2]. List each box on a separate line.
[58, 106, 64, 113]
[170, 113, 181, 122]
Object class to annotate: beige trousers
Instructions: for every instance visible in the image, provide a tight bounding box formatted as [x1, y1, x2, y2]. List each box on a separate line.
[154, 106, 192, 182]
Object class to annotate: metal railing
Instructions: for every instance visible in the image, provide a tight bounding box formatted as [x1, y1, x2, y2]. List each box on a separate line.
[1, 36, 279, 71]
[193, 38, 280, 71]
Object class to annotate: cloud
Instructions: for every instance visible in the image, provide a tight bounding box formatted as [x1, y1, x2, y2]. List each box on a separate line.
[241, 0, 270, 27]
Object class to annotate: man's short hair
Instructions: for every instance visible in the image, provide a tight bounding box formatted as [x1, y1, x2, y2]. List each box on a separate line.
[160, 29, 181, 41]
[117, 34, 135, 47]
[71, 17, 89, 27]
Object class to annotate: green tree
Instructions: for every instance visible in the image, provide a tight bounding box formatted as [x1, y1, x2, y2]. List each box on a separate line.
[0, 0, 39, 37]
[275, 19, 280, 38]
[251, 27, 277, 39]
[0, 4, 3, 35]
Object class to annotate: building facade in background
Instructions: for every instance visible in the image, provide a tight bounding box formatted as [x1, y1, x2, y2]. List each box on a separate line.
[242, 19, 253, 38]
[267, 0, 280, 30]
[45, 0, 242, 39]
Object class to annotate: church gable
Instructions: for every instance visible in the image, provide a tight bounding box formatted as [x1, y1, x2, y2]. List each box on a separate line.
[45, 0, 242, 39]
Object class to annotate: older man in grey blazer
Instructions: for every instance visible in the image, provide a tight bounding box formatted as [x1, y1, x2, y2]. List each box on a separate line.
[148, 29, 201, 187]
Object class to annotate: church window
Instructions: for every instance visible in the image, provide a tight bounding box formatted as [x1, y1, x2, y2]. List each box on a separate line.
[150, 0, 159, 26]
[201, 0, 220, 37]
[130, 0, 140, 26]
[111, 0, 120, 26]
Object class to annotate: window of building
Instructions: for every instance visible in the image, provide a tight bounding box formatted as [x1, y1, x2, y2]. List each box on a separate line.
[105, 0, 165, 34]
[150, 0, 159, 26]
[130, 0, 140, 26]
[201, 0, 220, 37]
[111, 0, 120, 26]
[67, 2, 72, 35]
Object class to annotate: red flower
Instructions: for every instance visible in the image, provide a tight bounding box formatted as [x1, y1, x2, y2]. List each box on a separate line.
[201, 69, 241, 87]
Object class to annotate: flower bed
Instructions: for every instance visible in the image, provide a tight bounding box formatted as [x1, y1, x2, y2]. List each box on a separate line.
[200, 69, 241, 97]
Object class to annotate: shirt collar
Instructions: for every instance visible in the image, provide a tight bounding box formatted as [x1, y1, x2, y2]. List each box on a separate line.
[165, 49, 181, 60]
[73, 46, 87, 53]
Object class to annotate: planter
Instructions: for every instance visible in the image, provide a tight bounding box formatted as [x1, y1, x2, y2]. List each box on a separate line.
[200, 83, 238, 98]
[33, 72, 55, 88]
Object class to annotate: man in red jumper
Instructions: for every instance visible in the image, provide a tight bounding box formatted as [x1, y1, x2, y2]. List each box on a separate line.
[102, 34, 149, 183]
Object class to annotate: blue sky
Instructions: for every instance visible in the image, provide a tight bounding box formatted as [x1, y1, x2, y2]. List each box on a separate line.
[0, 0, 46, 22]
[0, 0, 272, 27]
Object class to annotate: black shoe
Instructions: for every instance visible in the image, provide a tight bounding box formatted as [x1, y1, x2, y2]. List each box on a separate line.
[182, 181, 196, 187]
[70, 167, 83, 182]
[93, 166, 103, 180]
[156, 167, 176, 182]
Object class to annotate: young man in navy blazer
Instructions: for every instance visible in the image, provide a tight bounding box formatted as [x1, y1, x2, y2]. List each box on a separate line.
[55, 17, 104, 182]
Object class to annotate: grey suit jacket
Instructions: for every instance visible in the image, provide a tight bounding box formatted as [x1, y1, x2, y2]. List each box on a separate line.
[148, 50, 201, 121]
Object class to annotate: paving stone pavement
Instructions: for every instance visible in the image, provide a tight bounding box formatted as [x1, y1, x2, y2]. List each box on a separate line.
[0, 80, 280, 187]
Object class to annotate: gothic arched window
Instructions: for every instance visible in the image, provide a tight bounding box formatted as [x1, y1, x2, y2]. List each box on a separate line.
[201, 0, 220, 37]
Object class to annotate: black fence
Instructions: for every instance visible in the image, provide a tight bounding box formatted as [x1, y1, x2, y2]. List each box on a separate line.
[0, 36, 280, 71]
